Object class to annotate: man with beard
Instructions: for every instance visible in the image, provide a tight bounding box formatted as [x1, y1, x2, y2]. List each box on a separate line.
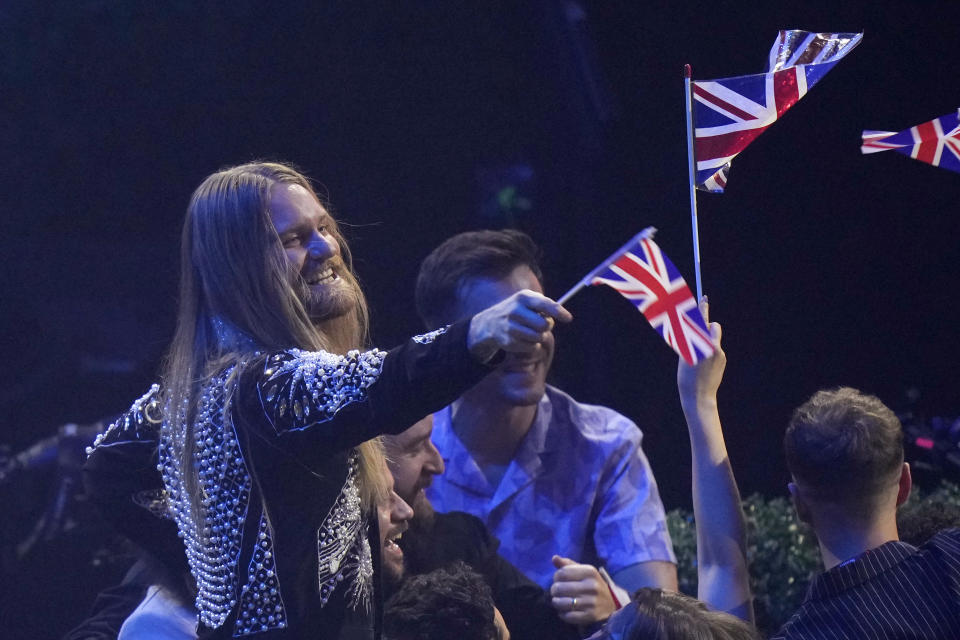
[82, 162, 571, 640]
[383, 417, 597, 639]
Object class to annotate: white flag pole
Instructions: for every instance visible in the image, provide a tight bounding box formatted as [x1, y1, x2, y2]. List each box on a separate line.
[556, 227, 657, 306]
[684, 64, 704, 301]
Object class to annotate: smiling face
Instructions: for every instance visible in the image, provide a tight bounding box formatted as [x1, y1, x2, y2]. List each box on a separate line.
[456, 264, 553, 406]
[384, 416, 445, 513]
[378, 473, 415, 585]
[268, 183, 357, 322]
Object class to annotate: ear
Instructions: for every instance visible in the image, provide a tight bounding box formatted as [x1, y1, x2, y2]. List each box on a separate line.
[788, 481, 813, 525]
[895, 462, 912, 507]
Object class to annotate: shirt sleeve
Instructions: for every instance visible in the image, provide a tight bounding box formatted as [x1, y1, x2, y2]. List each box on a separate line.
[242, 318, 492, 456]
[593, 414, 676, 575]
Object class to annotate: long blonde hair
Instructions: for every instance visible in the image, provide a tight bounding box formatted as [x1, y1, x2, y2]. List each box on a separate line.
[161, 161, 387, 526]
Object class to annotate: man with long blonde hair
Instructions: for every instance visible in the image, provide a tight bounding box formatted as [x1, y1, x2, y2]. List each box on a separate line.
[85, 161, 571, 640]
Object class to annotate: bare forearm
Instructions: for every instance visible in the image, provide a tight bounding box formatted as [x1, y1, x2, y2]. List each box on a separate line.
[611, 560, 678, 593]
[682, 398, 753, 621]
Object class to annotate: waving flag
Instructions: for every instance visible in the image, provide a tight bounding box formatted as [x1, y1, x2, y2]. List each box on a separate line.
[861, 110, 960, 175]
[693, 30, 863, 192]
[590, 234, 713, 366]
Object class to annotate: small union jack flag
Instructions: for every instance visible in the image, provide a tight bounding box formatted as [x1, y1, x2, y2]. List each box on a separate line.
[861, 110, 960, 175]
[693, 30, 862, 192]
[591, 235, 713, 366]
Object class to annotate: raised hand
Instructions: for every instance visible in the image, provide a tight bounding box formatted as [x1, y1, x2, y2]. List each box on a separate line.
[467, 290, 572, 362]
[677, 298, 725, 408]
[675, 298, 754, 623]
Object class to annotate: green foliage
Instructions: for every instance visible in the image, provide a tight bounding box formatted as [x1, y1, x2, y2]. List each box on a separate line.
[667, 494, 820, 635]
[897, 480, 960, 545]
[668, 481, 960, 635]
[741, 495, 821, 633]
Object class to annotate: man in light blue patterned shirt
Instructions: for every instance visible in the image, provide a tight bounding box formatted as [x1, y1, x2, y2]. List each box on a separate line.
[415, 230, 676, 602]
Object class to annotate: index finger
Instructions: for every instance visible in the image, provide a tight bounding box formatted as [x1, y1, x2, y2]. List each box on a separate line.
[554, 563, 598, 583]
[520, 291, 573, 323]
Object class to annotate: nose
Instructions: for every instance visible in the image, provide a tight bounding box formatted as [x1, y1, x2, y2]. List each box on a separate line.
[424, 441, 445, 476]
[391, 491, 414, 523]
[307, 232, 338, 260]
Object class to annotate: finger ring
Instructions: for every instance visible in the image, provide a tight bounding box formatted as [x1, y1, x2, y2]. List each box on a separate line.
[571, 597, 578, 610]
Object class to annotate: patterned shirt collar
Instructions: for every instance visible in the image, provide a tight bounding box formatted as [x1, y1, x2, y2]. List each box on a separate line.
[433, 388, 555, 497]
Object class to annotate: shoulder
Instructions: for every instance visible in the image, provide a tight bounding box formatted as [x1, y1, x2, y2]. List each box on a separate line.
[241, 347, 386, 431]
[771, 600, 822, 640]
[254, 347, 386, 386]
[921, 527, 960, 560]
[926, 527, 960, 544]
[87, 384, 163, 454]
[433, 510, 494, 542]
[543, 385, 642, 444]
[405, 510, 500, 572]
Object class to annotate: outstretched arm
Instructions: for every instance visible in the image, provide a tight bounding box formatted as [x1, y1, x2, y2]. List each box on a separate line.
[676, 300, 753, 623]
[250, 289, 573, 452]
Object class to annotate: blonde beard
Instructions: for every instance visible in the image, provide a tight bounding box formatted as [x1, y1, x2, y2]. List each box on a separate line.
[295, 266, 385, 510]
[313, 306, 364, 355]
[410, 494, 436, 530]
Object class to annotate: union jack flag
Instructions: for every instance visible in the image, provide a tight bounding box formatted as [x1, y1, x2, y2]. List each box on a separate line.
[861, 110, 960, 175]
[693, 30, 863, 192]
[591, 235, 713, 366]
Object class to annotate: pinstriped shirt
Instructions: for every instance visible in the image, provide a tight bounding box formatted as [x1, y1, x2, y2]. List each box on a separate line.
[773, 529, 960, 639]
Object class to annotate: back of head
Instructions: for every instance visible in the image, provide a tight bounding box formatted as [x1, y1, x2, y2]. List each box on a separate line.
[784, 387, 903, 512]
[414, 229, 542, 329]
[383, 561, 498, 640]
[596, 588, 759, 640]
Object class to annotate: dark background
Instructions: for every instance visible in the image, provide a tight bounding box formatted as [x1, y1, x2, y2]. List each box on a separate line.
[1, 2, 958, 635]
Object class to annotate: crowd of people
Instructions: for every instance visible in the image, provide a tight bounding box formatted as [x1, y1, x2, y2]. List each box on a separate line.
[71, 161, 960, 639]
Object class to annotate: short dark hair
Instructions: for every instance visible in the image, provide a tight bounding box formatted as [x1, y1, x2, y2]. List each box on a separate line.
[415, 229, 543, 329]
[784, 387, 903, 507]
[383, 561, 498, 640]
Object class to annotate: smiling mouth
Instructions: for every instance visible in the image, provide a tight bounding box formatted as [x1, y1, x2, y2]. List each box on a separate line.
[306, 267, 337, 285]
[384, 531, 404, 553]
[504, 361, 540, 373]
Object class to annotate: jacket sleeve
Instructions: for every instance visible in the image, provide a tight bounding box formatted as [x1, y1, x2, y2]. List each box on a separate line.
[242, 319, 491, 455]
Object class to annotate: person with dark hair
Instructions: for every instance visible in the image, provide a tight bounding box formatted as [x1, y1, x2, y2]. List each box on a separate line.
[383, 561, 507, 640]
[415, 230, 677, 611]
[84, 162, 572, 640]
[773, 387, 960, 638]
